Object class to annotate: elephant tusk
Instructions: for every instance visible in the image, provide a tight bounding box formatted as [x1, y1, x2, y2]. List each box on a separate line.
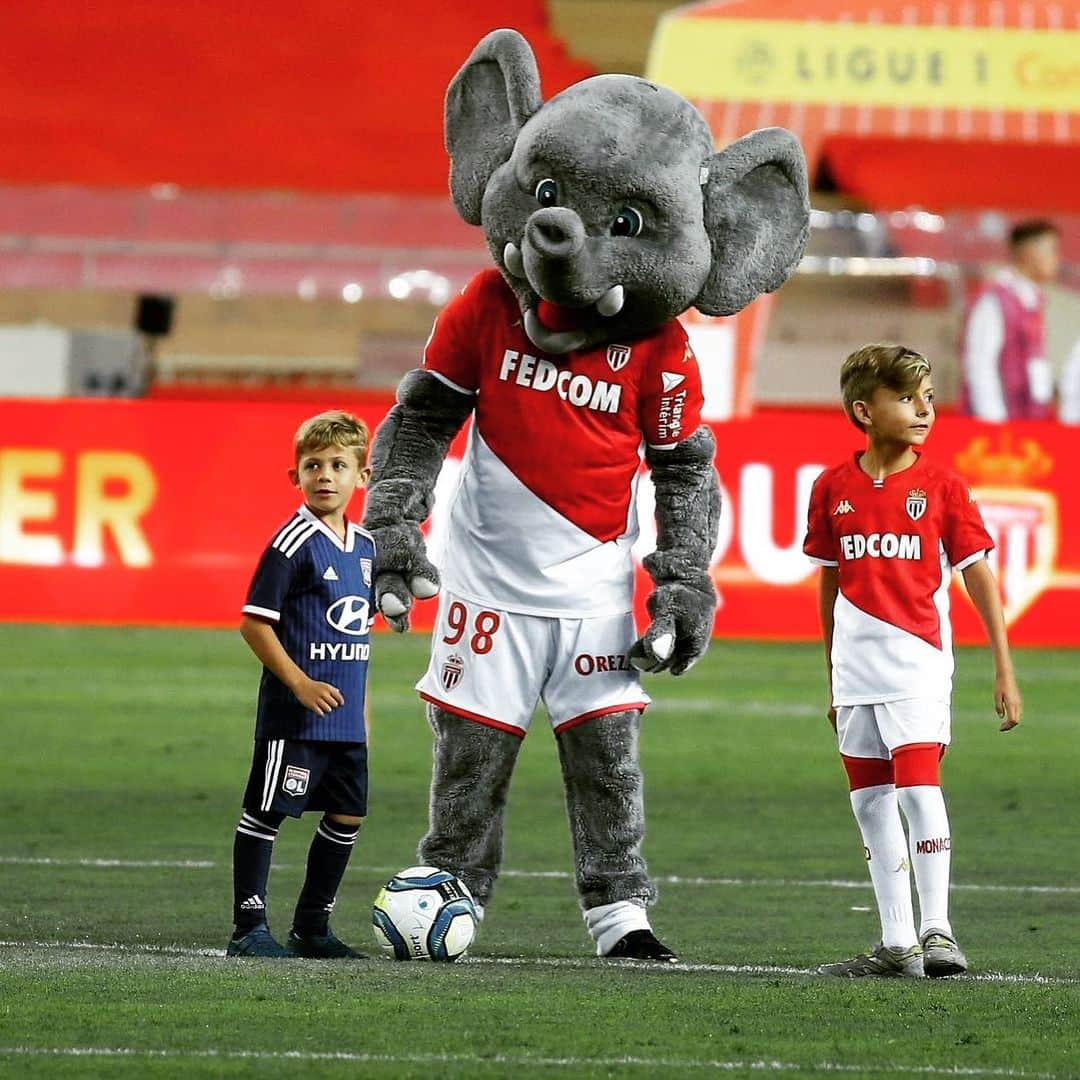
[596, 284, 625, 317]
[523, 308, 587, 354]
[503, 242, 525, 278]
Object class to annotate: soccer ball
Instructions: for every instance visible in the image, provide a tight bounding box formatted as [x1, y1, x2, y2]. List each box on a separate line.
[371, 866, 479, 961]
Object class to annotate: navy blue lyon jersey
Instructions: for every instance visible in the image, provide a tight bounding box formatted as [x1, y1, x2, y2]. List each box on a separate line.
[243, 505, 374, 741]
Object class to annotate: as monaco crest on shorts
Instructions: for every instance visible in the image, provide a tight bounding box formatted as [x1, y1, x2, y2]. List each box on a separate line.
[606, 344, 631, 372]
[906, 488, 927, 521]
[441, 653, 464, 692]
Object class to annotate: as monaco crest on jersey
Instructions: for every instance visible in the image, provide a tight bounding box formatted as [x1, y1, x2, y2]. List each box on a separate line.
[606, 344, 631, 372]
[441, 653, 464, 692]
[906, 488, 927, 521]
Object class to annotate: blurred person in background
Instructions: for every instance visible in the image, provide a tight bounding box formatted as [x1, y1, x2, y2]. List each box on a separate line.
[959, 220, 1060, 422]
[1059, 338, 1080, 425]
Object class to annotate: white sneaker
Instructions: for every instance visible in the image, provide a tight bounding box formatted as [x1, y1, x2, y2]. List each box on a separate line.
[920, 929, 967, 978]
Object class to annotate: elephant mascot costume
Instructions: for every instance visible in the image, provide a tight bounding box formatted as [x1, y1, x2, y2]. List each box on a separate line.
[364, 29, 809, 960]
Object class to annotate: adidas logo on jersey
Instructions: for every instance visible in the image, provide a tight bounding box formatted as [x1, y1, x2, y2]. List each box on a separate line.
[498, 349, 622, 414]
[833, 499, 855, 515]
[840, 532, 922, 561]
[323, 566, 339, 580]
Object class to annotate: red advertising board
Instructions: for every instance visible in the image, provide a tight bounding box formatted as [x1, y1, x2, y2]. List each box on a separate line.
[2, 397, 1077, 644]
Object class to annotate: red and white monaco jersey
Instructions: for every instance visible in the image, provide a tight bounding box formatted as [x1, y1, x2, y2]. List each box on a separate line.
[423, 269, 704, 617]
[803, 452, 994, 705]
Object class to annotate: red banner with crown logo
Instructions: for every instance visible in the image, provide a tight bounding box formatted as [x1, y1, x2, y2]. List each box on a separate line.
[1, 397, 1077, 644]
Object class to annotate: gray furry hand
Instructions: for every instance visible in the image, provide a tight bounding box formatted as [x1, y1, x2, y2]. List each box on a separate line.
[368, 523, 440, 634]
[374, 572, 413, 633]
[629, 573, 716, 676]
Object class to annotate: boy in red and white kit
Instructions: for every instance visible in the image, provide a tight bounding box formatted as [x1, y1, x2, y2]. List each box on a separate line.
[803, 344, 1022, 978]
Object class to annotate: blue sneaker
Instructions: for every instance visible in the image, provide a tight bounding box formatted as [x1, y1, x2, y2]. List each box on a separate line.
[226, 924, 290, 958]
[285, 927, 367, 959]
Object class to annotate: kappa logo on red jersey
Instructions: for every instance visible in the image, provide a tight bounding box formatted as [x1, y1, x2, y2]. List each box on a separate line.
[441, 653, 465, 692]
[833, 499, 855, 515]
[906, 488, 927, 521]
[606, 344, 631, 372]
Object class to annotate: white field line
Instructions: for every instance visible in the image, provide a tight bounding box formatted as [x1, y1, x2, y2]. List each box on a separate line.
[467, 955, 1078, 987]
[2, 856, 1077, 896]
[0, 939, 1075, 987]
[0, 1045, 1062, 1077]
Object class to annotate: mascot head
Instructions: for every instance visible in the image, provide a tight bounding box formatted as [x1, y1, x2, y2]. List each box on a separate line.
[445, 28, 811, 355]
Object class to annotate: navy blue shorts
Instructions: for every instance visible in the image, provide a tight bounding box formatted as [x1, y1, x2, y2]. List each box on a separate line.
[242, 739, 368, 818]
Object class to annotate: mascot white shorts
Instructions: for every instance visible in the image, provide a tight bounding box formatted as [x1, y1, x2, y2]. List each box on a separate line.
[416, 590, 650, 736]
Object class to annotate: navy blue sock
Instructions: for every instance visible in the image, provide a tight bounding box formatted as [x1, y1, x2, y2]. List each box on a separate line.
[292, 817, 360, 936]
[232, 810, 285, 935]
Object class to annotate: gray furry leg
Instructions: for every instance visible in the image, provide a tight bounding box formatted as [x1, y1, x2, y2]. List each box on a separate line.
[556, 709, 657, 911]
[418, 705, 523, 909]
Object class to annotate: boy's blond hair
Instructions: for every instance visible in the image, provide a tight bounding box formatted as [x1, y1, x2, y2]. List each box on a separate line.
[294, 410, 370, 466]
[840, 344, 932, 431]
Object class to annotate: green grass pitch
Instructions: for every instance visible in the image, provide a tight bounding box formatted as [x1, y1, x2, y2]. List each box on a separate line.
[0, 625, 1077, 1078]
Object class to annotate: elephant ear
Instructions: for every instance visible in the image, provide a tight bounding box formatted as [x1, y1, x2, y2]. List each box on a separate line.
[694, 127, 810, 317]
[445, 29, 543, 225]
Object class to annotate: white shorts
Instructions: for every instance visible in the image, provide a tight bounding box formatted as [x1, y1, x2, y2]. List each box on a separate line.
[835, 698, 951, 760]
[415, 590, 650, 737]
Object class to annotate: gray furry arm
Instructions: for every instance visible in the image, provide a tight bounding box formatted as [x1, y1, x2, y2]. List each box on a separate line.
[631, 425, 720, 675]
[364, 369, 473, 541]
[362, 370, 473, 627]
[643, 425, 721, 586]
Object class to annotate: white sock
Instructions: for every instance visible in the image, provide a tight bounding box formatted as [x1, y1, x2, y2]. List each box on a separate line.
[849, 785, 918, 949]
[583, 900, 651, 956]
[898, 785, 953, 938]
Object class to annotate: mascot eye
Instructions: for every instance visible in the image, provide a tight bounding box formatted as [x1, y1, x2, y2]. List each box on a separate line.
[611, 207, 643, 237]
[534, 179, 558, 207]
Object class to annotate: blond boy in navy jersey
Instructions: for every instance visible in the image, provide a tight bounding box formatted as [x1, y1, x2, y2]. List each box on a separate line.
[228, 411, 375, 958]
